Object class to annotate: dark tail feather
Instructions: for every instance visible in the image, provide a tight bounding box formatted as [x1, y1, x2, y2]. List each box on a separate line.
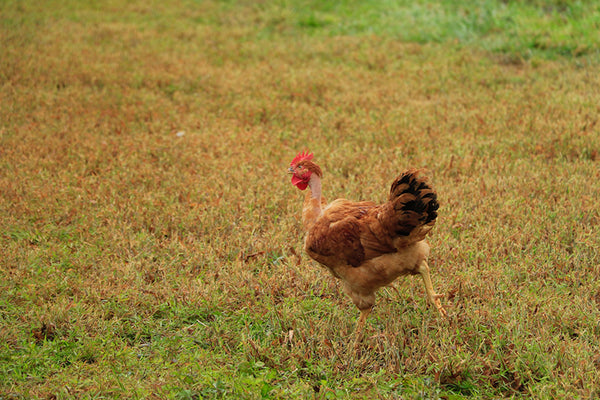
[384, 169, 439, 238]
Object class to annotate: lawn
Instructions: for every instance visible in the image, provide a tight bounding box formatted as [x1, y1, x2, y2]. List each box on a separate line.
[1, 0, 599, 398]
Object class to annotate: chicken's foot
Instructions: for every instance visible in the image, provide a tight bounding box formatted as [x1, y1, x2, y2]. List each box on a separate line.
[418, 261, 447, 317]
[352, 307, 372, 350]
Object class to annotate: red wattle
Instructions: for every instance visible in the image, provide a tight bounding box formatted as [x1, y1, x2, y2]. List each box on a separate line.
[291, 174, 310, 190]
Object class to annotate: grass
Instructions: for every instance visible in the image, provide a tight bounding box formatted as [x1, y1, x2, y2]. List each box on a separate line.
[1, 0, 600, 398]
[265, 0, 600, 60]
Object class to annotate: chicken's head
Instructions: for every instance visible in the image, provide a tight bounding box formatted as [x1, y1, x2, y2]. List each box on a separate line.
[288, 151, 322, 190]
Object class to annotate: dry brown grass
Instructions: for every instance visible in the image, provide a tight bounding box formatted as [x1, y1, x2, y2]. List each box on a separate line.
[1, 0, 600, 398]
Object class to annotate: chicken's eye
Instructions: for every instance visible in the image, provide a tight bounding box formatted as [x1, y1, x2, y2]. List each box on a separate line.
[298, 165, 303, 169]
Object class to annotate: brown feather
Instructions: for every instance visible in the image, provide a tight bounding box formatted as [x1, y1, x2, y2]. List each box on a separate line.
[294, 159, 444, 319]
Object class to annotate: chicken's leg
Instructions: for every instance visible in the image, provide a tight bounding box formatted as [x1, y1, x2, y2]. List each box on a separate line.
[352, 307, 372, 349]
[418, 261, 447, 317]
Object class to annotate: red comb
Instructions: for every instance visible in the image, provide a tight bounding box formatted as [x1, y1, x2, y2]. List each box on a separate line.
[290, 151, 313, 166]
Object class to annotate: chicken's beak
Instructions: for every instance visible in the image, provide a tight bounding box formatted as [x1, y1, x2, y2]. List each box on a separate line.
[287, 167, 294, 174]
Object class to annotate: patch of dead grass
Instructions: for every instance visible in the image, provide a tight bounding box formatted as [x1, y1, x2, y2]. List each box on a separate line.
[1, 0, 600, 398]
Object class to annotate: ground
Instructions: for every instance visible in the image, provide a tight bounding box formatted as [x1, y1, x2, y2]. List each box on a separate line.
[1, 0, 600, 398]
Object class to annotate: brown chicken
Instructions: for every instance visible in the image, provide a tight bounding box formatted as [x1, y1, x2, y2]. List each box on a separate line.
[288, 151, 446, 344]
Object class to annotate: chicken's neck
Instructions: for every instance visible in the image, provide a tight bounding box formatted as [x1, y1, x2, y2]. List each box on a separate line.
[302, 174, 323, 231]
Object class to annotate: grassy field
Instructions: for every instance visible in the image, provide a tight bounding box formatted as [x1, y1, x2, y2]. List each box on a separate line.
[1, 0, 600, 398]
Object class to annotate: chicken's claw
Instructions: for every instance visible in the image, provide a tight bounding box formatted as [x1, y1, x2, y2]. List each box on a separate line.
[417, 261, 447, 317]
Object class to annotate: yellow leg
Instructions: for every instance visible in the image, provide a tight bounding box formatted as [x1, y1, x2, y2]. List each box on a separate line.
[352, 308, 372, 349]
[418, 261, 447, 317]
[385, 283, 401, 298]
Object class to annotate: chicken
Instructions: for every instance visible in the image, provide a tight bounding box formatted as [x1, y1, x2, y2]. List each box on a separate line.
[288, 151, 446, 344]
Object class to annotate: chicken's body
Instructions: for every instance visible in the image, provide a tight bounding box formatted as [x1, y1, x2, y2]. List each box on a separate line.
[289, 152, 446, 344]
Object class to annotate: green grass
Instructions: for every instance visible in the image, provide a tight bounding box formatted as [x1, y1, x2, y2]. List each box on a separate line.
[1, 0, 600, 398]
[262, 0, 600, 60]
